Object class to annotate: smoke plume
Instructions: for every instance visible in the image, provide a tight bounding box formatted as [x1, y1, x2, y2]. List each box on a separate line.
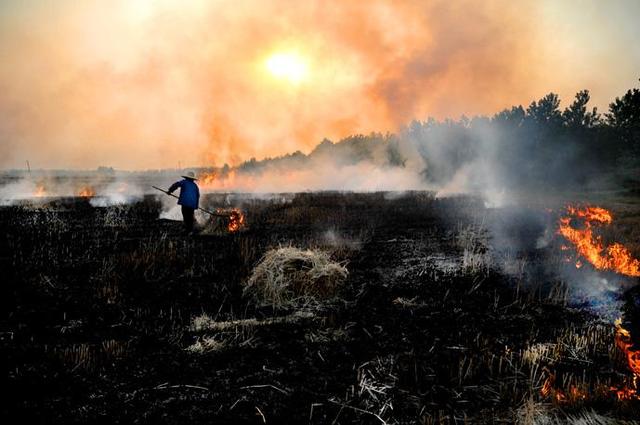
[1, 0, 638, 170]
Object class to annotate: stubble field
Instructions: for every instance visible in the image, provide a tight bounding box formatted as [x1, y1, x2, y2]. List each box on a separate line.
[2, 192, 639, 424]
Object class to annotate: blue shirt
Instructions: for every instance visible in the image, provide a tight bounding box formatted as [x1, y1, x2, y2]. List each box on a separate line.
[168, 179, 200, 209]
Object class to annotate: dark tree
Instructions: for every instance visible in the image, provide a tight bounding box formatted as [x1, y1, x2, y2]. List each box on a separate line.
[526, 93, 562, 126]
[386, 136, 407, 167]
[607, 83, 640, 128]
[492, 106, 525, 127]
[231, 80, 640, 192]
[607, 80, 640, 151]
[562, 90, 600, 128]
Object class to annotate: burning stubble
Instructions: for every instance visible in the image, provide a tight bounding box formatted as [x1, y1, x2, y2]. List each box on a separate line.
[558, 206, 640, 277]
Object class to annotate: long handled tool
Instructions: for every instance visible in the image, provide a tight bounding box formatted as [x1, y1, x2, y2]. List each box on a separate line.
[152, 185, 231, 218]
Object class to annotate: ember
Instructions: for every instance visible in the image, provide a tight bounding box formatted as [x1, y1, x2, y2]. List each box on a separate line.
[558, 205, 640, 276]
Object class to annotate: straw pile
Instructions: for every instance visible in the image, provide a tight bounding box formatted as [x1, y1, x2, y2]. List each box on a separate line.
[244, 247, 348, 307]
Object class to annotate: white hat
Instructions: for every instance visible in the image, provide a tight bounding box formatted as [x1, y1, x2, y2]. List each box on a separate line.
[181, 171, 197, 180]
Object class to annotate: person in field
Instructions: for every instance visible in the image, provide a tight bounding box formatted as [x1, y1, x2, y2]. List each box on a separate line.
[168, 171, 200, 234]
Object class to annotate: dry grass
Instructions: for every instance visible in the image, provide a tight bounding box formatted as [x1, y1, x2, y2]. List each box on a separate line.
[101, 205, 130, 227]
[356, 355, 399, 420]
[243, 246, 348, 308]
[185, 335, 228, 354]
[190, 311, 318, 332]
[93, 257, 120, 304]
[522, 323, 614, 369]
[517, 399, 634, 425]
[498, 250, 529, 280]
[186, 311, 322, 354]
[520, 322, 622, 409]
[52, 339, 131, 371]
[392, 296, 421, 308]
[456, 222, 490, 273]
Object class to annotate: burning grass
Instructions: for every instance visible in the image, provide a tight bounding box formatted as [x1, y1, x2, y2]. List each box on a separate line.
[197, 207, 245, 234]
[558, 205, 640, 276]
[243, 246, 347, 308]
[521, 319, 640, 412]
[613, 319, 640, 400]
[226, 208, 245, 232]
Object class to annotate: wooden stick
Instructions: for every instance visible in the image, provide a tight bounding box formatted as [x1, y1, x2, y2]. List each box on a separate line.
[152, 185, 231, 218]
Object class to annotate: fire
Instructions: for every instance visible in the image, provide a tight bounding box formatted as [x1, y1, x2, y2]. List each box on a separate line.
[198, 170, 248, 191]
[208, 207, 245, 232]
[540, 372, 588, 403]
[558, 205, 640, 276]
[33, 185, 47, 197]
[540, 371, 554, 398]
[226, 208, 245, 232]
[539, 316, 640, 403]
[77, 186, 95, 198]
[612, 319, 640, 400]
[199, 171, 217, 186]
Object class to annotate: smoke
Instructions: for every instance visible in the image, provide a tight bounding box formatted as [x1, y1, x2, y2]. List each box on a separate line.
[0, 172, 145, 206]
[479, 203, 640, 321]
[201, 162, 427, 193]
[0, 179, 45, 205]
[88, 180, 144, 207]
[1, 0, 638, 170]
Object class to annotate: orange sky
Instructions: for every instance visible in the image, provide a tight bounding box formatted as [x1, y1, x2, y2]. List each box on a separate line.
[0, 0, 638, 169]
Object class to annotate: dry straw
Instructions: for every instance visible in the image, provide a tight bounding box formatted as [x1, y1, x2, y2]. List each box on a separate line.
[244, 246, 348, 308]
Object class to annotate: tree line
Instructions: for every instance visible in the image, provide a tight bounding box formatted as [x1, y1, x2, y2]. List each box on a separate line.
[236, 80, 640, 190]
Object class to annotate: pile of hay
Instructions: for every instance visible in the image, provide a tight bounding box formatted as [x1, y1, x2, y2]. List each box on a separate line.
[244, 247, 348, 307]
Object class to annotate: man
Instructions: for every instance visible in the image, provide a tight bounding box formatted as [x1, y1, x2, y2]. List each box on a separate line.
[168, 171, 200, 234]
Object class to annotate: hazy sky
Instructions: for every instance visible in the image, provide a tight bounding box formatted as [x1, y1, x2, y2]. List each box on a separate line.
[0, 0, 638, 169]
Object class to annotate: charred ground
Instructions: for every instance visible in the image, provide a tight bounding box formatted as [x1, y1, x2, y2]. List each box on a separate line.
[2, 192, 639, 424]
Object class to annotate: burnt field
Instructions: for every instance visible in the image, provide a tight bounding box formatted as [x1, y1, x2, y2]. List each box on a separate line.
[2, 192, 640, 424]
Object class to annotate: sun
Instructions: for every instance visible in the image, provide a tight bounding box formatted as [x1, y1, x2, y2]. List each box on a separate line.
[265, 52, 308, 84]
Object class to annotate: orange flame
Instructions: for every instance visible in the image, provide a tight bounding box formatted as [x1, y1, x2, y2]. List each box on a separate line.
[540, 318, 640, 402]
[77, 186, 95, 198]
[540, 372, 554, 398]
[198, 170, 249, 191]
[612, 319, 640, 400]
[558, 206, 640, 276]
[199, 171, 217, 186]
[540, 372, 588, 403]
[33, 185, 47, 197]
[226, 208, 245, 232]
